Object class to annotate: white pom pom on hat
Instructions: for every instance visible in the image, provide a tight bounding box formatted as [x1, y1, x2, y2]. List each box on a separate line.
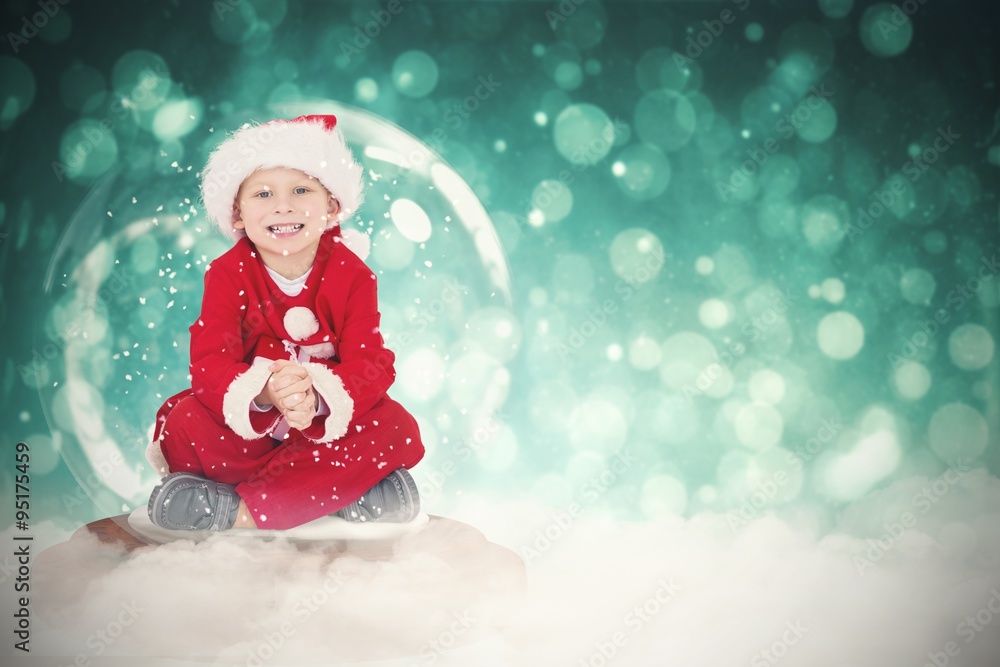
[200, 114, 365, 241]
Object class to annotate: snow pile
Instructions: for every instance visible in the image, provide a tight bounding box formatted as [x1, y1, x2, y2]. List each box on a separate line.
[7, 467, 1000, 666]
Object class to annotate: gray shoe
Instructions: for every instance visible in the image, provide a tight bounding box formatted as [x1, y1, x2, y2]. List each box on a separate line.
[335, 468, 420, 523]
[148, 472, 241, 531]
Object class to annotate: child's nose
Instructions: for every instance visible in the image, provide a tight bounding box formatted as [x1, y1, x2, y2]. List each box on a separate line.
[272, 194, 294, 212]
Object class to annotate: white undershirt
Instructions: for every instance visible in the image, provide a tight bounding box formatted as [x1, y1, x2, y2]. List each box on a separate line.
[265, 265, 311, 297]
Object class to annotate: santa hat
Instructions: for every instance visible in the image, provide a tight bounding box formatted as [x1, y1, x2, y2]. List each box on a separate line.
[199, 114, 365, 240]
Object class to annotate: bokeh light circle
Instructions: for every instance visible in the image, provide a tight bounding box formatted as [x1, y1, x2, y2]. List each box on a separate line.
[635, 89, 696, 152]
[817, 311, 865, 360]
[392, 50, 439, 98]
[928, 403, 988, 463]
[948, 323, 995, 371]
[554, 103, 616, 165]
[0, 57, 37, 128]
[860, 3, 914, 58]
[609, 228, 665, 284]
[612, 143, 671, 200]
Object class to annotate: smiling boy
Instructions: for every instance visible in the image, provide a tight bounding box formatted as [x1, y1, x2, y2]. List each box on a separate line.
[145, 114, 424, 531]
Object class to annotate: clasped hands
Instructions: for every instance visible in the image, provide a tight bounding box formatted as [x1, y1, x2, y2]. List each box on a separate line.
[254, 359, 317, 431]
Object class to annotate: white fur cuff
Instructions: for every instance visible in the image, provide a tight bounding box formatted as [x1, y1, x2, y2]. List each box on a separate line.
[301, 362, 354, 442]
[145, 437, 171, 476]
[223, 359, 279, 440]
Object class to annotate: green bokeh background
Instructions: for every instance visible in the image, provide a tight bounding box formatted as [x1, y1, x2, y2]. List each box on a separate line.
[1, 0, 998, 532]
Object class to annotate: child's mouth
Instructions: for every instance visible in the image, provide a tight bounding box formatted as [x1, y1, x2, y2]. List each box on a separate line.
[267, 224, 304, 237]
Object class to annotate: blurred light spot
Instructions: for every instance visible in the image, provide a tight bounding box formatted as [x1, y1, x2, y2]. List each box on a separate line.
[628, 335, 662, 371]
[817, 311, 865, 360]
[609, 228, 664, 284]
[749, 369, 786, 405]
[819, 0, 853, 19]
[699, 298, 730, 329]
[553, 103, 615, 165]
[613, 143, 671, 200]
[821, 277, 846, 303]
[899, 268, 936, 305]
[695, 256, 714, 275]
[392, 50, 439, 98]
[948, 323, 994, 371]
[568, 399, 627, 456]
[355, 77, 378, 102]
[152, 97, 203, 141]
[397, 348, 445, 402]
[531, 179, 573, 222]
[929, 402, 988, 463]
[635, 89, 696, 152]
[860, 3, 913, 57]
[0, 57, 36, 127]
[893, 361, 931, 401]
[389, 198, 433, 243]
[734, 402, 784, 450]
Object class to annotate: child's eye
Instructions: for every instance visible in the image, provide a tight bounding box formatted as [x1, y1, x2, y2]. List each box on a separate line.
[294, 187, 309, 194]
[254, 190, 272, 198]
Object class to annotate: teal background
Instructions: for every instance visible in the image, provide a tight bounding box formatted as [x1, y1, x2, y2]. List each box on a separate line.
[1, 0, 998, 532]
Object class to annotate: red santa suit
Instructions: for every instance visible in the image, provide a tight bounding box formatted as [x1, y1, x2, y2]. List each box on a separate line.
[147, 229, 424, 529]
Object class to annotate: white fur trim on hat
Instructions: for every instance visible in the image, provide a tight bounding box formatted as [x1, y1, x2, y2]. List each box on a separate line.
[339, 227, 371, 261]
[300, 362, 354, 442]
[200, 116, 365, 240]
[222, 358, 281, 439]
[284, 306, 320, 341]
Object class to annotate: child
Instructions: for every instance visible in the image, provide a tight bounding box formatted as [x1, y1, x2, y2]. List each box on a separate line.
[145, 114, 424, 531]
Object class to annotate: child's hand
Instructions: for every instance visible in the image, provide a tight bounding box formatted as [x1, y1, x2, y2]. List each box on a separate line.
[262, 360, 318, 430]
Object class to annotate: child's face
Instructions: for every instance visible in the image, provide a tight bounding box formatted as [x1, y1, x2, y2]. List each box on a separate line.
[233, 167, 339, 273]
